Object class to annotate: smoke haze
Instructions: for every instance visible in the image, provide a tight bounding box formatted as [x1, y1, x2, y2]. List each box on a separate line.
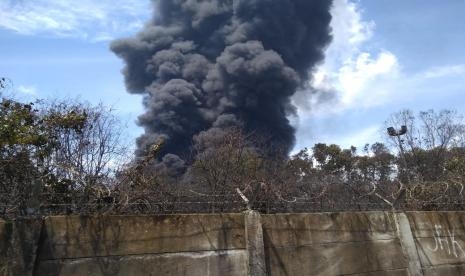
[111, 0, 333, 168]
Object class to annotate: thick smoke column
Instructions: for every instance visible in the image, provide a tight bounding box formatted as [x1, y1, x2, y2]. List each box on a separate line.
[111, 0, 332, 164]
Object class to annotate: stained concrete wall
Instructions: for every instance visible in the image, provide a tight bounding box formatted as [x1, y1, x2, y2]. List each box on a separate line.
[0, 219, 42, 276]
[36, 214, 247, 276]
[262, 212, 407, 275]
[3, 212, 465, 275]
[406, 212, 465, 276]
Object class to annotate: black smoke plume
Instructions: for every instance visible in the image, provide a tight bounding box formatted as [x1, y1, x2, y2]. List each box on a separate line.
[111, 0, 333, 168]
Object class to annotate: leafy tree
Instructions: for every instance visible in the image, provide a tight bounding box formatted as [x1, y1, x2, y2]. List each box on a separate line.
[0, 97, 127, 217]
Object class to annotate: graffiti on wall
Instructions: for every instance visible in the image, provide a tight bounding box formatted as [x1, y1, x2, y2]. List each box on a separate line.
[429, 224, 465, 258]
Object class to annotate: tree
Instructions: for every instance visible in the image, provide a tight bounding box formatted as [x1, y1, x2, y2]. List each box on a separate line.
[0, 77, 12, 95]
[40, 101, 128, 186]
[381, 109, 465, 209]
[385, 109, 465, 181]
[0, 97, 128, 217]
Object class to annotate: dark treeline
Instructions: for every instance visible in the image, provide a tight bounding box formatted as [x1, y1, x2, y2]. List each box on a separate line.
[1, 93, 465, 218]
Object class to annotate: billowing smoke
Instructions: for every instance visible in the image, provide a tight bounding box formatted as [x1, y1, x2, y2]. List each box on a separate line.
[111, 0, 333, 168]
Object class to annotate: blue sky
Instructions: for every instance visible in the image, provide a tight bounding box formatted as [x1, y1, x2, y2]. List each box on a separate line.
[1, 0, 464, 153]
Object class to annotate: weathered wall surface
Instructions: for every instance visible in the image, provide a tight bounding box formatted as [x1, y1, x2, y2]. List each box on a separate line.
[35, 214, 247, 276]
[262, 212, 407, 275]
[406, 212, 465, 276]
[2, 212, 465, 275]
[0, 219, 42, 276]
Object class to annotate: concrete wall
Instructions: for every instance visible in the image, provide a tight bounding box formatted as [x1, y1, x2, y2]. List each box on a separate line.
[37, 215, 247, 276]
[406, 212, 465, 276]
[262, 212, 407, 275]
[0, 219, 42, 276]
[2, 212, 465, 275]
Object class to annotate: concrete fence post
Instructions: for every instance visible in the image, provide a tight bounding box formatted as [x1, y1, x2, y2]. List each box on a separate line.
[393, 212, 423, 276]
[244, 210, 267, 276]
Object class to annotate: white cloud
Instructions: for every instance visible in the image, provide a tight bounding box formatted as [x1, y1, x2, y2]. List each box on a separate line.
[0, 0, 150, 40]
[17, 85, 37, 95]
[419, 65, 465, 80]
[337, 125, 380, 149]
[293, 0, 399, 151]
[324, 0, 375, 66]
[303, 2, 465, 116]
[379, 63, 465, 104]
[291, 124, 381, 154]
[294, 0, 400, 116]
[293, 0, 465, 152]
[337, 51, 399, 107]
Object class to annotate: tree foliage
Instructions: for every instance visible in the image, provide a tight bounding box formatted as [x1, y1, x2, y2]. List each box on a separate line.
[0, 97, 127, 217]
[2, 96, 465, 217]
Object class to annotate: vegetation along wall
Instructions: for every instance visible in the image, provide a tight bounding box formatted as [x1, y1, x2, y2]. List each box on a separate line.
[2, 211, 465, 276]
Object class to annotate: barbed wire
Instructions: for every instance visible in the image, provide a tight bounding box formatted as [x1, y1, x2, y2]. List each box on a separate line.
[2, 191, 465, 220]
[2, 176, 465, 219]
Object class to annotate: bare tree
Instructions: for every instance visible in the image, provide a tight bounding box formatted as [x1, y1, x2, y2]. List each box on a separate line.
[40, 101, 129, 187]
[383, 109, 465, 209]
